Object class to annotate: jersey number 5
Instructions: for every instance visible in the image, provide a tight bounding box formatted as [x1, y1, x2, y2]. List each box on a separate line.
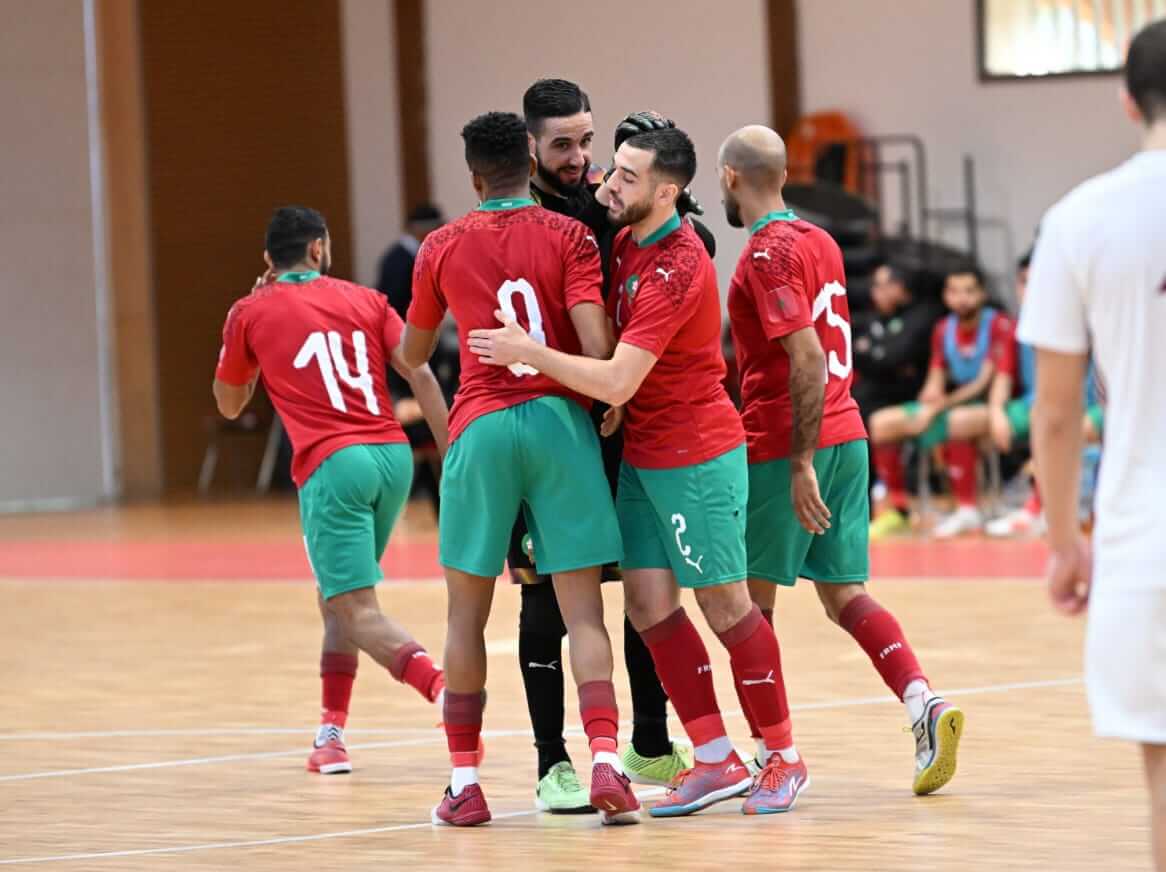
[496, 279, 546, 377]
[811, 281, 853, 381]
[294, 330, 379, 414]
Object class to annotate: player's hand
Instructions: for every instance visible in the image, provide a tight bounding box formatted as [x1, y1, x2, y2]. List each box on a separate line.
[1046, 536, 1092, 616]
[393, 397, 423, 425]
[614, 110, 673, 150]
[989, 407, 1013, 453]
[791, 460, 831, 535]
[467, 310, 531, 367]
[252, 268, 277, 291]
[600, 404, 625, 437]
[909, 402, 941, 436]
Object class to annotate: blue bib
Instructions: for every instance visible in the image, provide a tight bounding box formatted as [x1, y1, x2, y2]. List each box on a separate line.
[1018, 340, 1036, 402]
[944, 307, 997, 386]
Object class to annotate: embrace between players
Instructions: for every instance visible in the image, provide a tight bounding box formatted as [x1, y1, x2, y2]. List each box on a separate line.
[212, 78, 964, 828]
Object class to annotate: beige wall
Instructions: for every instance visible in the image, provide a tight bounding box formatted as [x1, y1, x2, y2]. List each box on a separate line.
[0, 0, 112, 508]
[423, 0, 770, 287]
[798, 0, 1140, 284]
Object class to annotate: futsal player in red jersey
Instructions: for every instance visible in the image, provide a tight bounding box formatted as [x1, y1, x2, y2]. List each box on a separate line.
[718, 125, 963, 796]
[213, 206, 450, 776]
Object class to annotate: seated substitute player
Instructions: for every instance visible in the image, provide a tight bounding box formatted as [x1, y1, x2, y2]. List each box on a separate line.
[868, 266, 1015, 539]
[718, 124, 964, 797]
[470, 128, 799, 818]
[400, 111, 640, 828]
[213, 206, 450, 776]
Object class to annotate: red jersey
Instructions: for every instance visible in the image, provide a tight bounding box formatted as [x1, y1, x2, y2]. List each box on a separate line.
[215, 273, 407, 486]
[726, 211, 866, 464]
[608, 213, 744, 469]
[928, 309, 1016, 382]
[408, 199, 604, 444]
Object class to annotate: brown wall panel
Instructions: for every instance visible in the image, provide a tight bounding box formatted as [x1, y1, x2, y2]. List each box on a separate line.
[767, 0, 801, 136]
[140, 0, 353, 492]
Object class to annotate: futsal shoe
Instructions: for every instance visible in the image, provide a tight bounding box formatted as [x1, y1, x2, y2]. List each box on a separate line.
[621, 741, 694, 786]
[933, 506, 983, 539]
[590, 762, 642, 825]
[648, 752, 753, 818]
[432, 784, 492, 827]
[307, 739, 352, 775]
[535, 761, 594, 814]
[869, 507, 910, 540]
[912, 697, 965, 795]
[741, 754, 810, 815]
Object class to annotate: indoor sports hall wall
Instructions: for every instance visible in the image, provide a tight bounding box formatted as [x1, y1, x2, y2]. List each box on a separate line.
[422, 0, 771, 288]
[0, 0, 113, 509]
[797, 0, 1140, 285]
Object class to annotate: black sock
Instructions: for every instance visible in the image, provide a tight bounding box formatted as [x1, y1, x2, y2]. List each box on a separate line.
[625, 614, 672, 758]
[519, 582, 569, 779]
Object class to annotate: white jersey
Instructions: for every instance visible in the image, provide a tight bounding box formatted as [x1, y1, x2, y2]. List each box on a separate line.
[1019, 150, 1166, 591]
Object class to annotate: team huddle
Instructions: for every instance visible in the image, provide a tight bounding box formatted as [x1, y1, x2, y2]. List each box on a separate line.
[212, 79, 964, 827]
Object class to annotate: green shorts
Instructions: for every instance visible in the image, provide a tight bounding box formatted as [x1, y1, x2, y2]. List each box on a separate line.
[298, 442, 413, 600]
[902, 401, 949, 450]
[746, 439, 870, 586]
[439, 396, 622, 578]
[1005, 398, 1032, 440]
[616, 444, 748, 589]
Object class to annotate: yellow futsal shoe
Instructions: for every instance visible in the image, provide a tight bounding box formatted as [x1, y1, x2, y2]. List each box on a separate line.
[911, 697, 964, 795]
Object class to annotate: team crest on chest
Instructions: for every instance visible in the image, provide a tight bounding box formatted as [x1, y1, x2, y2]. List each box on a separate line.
[625, 274, 640, 300]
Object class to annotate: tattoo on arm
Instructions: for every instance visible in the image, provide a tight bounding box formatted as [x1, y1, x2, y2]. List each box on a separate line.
[789, 362, 825, 461]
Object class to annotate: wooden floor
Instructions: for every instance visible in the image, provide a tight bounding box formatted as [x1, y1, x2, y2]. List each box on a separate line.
[0, 500, 1150, 870]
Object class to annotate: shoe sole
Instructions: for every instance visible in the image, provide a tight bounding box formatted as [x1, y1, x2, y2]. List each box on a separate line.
[534, 795, 596, 815]
[648, 776, 754, 818]
[307, 762, 352, 775]
[600, 809, 642, 826]
[431, 805, 491, 827]
[741, 775, 811, 815]
[913, 707, 965, 796]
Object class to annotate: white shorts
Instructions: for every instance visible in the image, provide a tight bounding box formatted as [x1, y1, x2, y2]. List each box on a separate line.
[1085, 586, 1166, 744]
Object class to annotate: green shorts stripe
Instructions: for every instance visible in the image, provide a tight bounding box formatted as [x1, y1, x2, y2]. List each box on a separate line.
[298, 442, 413, 600]
[439, 396, 622, 578]
[617, 444, 747, 589]
[746, 439, 870, 586]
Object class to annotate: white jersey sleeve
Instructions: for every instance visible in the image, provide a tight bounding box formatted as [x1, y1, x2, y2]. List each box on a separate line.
[1018, 205, 1090, 354]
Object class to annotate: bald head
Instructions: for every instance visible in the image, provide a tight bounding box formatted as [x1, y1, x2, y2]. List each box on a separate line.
[719, 125, 787, 192]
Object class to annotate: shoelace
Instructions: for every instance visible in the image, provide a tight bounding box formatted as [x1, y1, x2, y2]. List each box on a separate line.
[317, 724, 343, 747]
[555, 766, 583, 792]
[754, 760, 790, 793]
[665, 768, 694, 794]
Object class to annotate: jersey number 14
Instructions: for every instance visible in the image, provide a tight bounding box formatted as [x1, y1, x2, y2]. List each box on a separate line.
[294, 330, 379, 414]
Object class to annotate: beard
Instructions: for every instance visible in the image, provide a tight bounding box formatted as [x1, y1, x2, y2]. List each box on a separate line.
[607, 196, 654, 228]
[534, 147, 587, 197]
[723, 194, 744, 228]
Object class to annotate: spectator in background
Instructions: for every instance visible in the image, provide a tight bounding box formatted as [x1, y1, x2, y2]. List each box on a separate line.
[851, 264, 942, 426]
[376, 204, 445, 318]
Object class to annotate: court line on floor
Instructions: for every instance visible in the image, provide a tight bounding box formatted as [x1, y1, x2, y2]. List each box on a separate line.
[0, 675, 1081, 783]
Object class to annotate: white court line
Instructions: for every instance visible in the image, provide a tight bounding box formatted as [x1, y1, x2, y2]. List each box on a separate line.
[0, 792, 662, 867]
[0, 676, 1081, 784]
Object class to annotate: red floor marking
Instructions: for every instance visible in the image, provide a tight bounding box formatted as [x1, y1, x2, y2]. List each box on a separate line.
[0, 537, 1048, 582]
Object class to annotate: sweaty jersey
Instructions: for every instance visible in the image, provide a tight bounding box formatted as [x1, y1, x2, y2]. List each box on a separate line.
[1019, 149, 1166, 591]
[928, 309, 1015, 385]
[408, 198, 604, 444]
[215, 272, 407, 486]
[726, 210, 865, 464]
[608, 211, 744, 469]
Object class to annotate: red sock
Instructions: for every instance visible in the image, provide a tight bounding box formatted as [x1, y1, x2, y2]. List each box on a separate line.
[838, 594, 926, 699]
[389, 642, 443, 702]
[944, 441, 979, 507]
[1024, 480, 1042, 514]
[442, 690, 483, 768]
[873, 444, 909, 511]
[320, 652, 357, 726]
[719, 605, 792, 752]
[579, 680, 619, 757]
[640, 608, 727, 747]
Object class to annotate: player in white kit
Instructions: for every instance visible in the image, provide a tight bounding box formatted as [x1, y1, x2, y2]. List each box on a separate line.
[1019, 19, 1166, 871]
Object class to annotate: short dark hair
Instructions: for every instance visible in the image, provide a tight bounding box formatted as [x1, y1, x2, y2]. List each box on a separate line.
[265, 206, 327, 269]
[623, 128, 697, 190]
[946, 264, 986, 289]
[461, 111, 530, 191]
[407, 204, 443, 224]
[1017, 248, 1033, 271]
[523, 78, 591, 134]
[1126, 19, 1166, 124]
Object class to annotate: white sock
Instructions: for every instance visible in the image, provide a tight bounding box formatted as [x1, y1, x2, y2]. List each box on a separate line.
[315, 723, 343, 747]
[450, 766, 478, 796]
[756, 738, 799, 764]
[754, 738, 768, 762]
[694, 736, 734, 764]
[593, 750, 622, 772]
[903, 679, 936, 724]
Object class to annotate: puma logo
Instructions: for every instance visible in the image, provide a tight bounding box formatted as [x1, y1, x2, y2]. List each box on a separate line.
[528, 661, 559, 671]
[741, 670, 776, 686]
[656, 267, 674, 282]
[684, 554, 705, 574]
[752, 250, 771, 261]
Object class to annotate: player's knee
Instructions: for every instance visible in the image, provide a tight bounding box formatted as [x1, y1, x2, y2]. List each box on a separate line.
[324, 588, 378, 632]
[519, 581, 566, 638]
[694, 582, 753, 634]
[816, 582, 865, 625]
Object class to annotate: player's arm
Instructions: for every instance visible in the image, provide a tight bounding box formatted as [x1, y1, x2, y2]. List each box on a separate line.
[213, 375, 258, 420]
[213, 298, 259, 420]
[780, 326, 832, 535]
[570, 303, 616, 360]
[1031, 348, 1088, 550]
[400, 241, 445, 369]
[389, 348, 449, 456]
[400, 324, 439, 370]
